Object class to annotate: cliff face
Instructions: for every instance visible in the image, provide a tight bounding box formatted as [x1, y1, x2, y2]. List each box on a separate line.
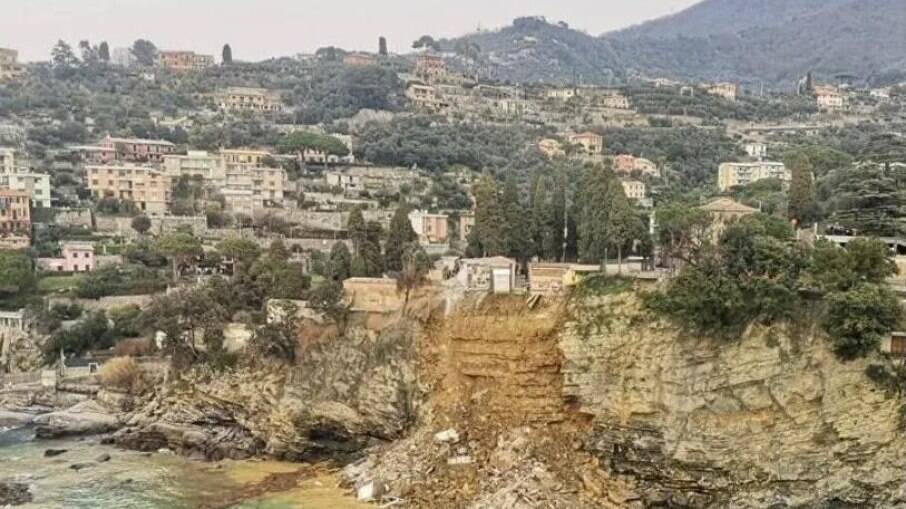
[114, 321, 420, 461]
[559, 294, 906, 508]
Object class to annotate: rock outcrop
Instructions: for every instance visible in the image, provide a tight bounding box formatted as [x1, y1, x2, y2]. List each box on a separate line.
[559, 293, 906, 508]
[0, 481, 32, 506]
[113, 321, 420, 461]
[33, 400, 120, 439]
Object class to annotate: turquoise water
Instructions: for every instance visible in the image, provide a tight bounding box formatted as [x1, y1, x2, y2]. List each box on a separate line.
[0, 426, 364, 509]
[0, 426, 249, 508]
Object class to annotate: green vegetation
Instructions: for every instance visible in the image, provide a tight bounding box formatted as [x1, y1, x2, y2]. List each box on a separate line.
[647, 213, 902, 361]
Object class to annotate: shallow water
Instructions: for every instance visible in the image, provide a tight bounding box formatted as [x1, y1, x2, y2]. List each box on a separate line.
[0, 426, 365, 509]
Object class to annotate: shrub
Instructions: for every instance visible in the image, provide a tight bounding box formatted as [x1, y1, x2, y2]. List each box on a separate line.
[823, 284, 902, 361]
[111, 337, 155, 357]
[99, 356, 147, 394]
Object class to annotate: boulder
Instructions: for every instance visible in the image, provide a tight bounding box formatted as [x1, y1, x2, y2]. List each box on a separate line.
[43, 449, 68, 457]
[0, 481, 31, 506]
[95, 453, 111, 463]
[33, 400, 120, 439]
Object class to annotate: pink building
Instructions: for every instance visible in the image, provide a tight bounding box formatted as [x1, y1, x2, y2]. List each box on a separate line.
[98, 136, 178, 163]
[38, 242, 96, 273]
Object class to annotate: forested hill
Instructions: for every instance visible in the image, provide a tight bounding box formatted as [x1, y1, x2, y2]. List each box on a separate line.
[440, 0, 906, 87]
[606, 0, 906, 86]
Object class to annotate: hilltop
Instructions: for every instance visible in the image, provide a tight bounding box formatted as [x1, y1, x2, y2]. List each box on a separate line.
[441, 0, 906, 86]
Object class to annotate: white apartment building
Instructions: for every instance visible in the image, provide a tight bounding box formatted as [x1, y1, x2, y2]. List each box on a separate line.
[744, 142, 768, 160]
[718, 162, 789, 191]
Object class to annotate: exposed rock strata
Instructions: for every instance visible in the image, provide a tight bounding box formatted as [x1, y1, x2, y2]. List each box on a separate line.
[113, 322, 420, 461]
[559, 294, 906, 508]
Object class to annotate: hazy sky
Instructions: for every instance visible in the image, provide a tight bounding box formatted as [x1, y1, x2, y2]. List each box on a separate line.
[4, 0, 699, 62]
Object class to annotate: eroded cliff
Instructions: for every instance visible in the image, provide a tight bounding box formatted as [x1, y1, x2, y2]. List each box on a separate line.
[560, 292, 906, 508]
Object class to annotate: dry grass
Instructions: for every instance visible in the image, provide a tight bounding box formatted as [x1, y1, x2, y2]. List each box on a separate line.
[112, 338, 155, 357]
[99, 356, 147, 394]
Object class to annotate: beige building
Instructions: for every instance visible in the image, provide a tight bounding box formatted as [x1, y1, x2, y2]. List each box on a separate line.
[700, 198, 758, 236]
[164, 150, 286, 212]
[569, 132, 604, 155]
[157, 51, 215, 71]
[414, 54, 446, 83]
[406, 84, 448, 112]
[718, 161, 789, 191]
[344, 53, 378, 67]
[409, 210, 449, 245]
[0, 189, 30, 237]
[86, 165, 172, 215]
[546, 88, 577, 101]
[705, 82, 737, 101]
[163, 151, 225, 182]
[0, 48, 26, 81]
[815, 86, 846, 110]
[0, 148, 15, 173]
[613, 154, 658, 177]
[221, 148, 271, 169]
[1, 173, 52, 208]
[621, 180, 646, 200]
[218, 87, 282, 114]
[599, 94, 631, 109]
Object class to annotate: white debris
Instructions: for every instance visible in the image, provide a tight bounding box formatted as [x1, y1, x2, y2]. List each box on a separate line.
[433, 428, 460, 444]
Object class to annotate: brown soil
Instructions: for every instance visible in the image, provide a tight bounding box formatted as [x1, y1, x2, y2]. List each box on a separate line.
[368, 294, 625, 508]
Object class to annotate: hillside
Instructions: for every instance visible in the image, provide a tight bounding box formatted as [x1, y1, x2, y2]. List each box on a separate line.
[443, 0, 906, 86]
[439, 17, 624, 85]
[607, 0, 906, 85]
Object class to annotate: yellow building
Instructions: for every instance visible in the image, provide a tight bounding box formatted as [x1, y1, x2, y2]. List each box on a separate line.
[621, 180, 646, 200]
[86, 165, 172, 215]
[717, 162, 789, 191]
[220, 148, 271, 169]
[218, 87, 282, 114]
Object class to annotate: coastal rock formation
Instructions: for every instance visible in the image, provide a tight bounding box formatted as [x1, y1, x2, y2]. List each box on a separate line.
[0, 482, 32, 506]
[113, 322, 420, 461]
[559, 293, 906, 508]
[33, 400, 120, 439]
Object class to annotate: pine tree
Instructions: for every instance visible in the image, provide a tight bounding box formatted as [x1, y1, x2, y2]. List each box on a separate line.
[473, 177, 506, 256]
[787, 153, 818, 226]
[385, 204, 417, 272]
[222, 44, 233, 65]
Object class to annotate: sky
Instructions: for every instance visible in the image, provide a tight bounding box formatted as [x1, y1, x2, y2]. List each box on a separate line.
[3, 0, 700, 63]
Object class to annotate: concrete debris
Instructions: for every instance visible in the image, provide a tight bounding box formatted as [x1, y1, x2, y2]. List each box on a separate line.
[433, 428, 460, 444]
[447, 455, 473, 465]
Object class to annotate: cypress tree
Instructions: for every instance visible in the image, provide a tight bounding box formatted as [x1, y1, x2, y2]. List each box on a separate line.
[222, 44, 233, 65]
[787, 153, 818, 226]
[384, 204, 417, 272]
[501, 174, 532, 262]
[98, 41, 110, 62]
[473, 176, 506, 256]
[347, 207, 367, 257]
